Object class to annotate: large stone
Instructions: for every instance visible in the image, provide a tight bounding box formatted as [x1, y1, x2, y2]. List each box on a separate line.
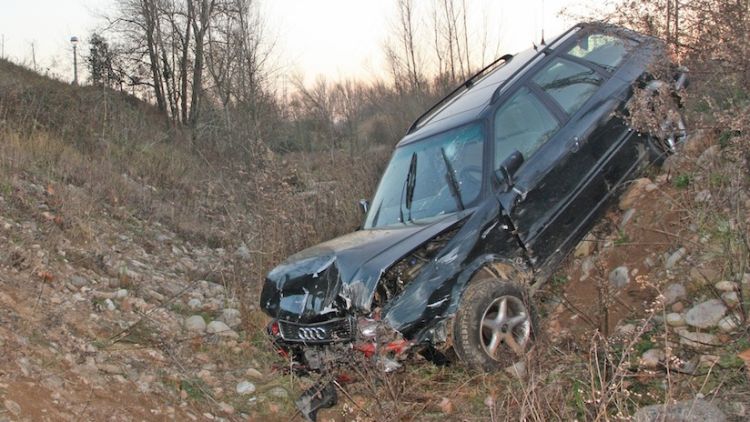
[70, 275, 89, 287]
[665, 247, 687, 270]
[608, 266, 630, 289]
[580, 257, 596, 281]
[157, 281, 184, 298]
[714, 280, 737, 292]
[685, 299, 727, 329]
[721, 291, 739, 308]
[267, 386, 289, 399]
[619, 178, 652, 211]
[218, 402, 235, 415]
[574, 233, 596, 258]
[220, 308, 242, 328]
[634, 398, 726, 422]
[678, 330, 720, 349]
[245, 368, 263, 380]
[663, 283, 686, 305]
[236, 380, 256, 395]
[207, 320, 238, 338]
[187, 298, 202, 310]
[666, 313, 686, 327]
[185, 315, 207, 333]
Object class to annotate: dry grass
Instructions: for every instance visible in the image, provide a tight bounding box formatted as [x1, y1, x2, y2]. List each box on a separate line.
[2, 18, 749, 417]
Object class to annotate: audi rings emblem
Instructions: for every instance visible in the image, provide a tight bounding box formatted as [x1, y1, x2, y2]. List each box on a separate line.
[298, 327, 327, 341]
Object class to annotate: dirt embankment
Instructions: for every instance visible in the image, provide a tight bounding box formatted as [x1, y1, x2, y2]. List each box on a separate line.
[0, 131, 747, 421]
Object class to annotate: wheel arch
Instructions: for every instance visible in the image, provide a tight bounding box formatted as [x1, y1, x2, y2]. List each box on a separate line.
[444, 253, 532, 318]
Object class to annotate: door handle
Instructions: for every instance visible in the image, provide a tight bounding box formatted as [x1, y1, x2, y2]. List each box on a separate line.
[570, 136, 582, 153]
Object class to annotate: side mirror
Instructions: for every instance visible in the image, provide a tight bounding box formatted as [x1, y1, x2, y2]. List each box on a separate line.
[496, 150, 524, 191]
[358, 199, 369, 215]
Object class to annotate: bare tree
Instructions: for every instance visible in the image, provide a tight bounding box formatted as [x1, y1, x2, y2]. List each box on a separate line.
[188, 0, 217, 126]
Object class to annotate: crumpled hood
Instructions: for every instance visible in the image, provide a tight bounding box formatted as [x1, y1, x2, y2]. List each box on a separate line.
[260, 213, 467, 323]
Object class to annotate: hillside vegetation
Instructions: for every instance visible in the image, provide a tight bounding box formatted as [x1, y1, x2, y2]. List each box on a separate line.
[1, 0, 750, 419]
[0, 57, 385, 419]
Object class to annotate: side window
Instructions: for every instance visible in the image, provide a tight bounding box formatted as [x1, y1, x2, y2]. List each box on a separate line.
[566, 33, 633, 70]
[532, 58, 603, 115]
[494, 87, 560, 167]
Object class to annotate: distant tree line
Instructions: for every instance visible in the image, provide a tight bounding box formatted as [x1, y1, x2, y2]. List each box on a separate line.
[87, 0, 502, 160]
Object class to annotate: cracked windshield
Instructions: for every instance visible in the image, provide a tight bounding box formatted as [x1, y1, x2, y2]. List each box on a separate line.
[365, 123, 484, 228]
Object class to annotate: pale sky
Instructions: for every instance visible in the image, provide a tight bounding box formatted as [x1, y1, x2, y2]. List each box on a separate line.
[0, 0, 596, 84]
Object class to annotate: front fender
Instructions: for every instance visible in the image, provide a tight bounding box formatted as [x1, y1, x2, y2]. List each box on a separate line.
[381, 198, 525, 342]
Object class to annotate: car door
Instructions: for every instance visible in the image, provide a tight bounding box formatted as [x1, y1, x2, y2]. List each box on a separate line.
[495, 56, 613, 272]
[562, 31, 648, 191]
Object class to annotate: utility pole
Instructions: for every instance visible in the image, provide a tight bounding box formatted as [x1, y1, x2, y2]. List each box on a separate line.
[31, 42, 37, 70]
[70, 36, 79, 85]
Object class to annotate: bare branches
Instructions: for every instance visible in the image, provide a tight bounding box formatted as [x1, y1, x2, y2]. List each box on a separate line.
[102, 0, 274, 131]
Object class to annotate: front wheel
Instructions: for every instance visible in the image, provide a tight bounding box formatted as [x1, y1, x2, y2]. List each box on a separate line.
[452, 279, 538, 372]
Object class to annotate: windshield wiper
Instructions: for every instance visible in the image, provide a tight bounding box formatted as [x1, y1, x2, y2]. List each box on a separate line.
[440, 147, 465, 210]
[400, 152, 418, 223]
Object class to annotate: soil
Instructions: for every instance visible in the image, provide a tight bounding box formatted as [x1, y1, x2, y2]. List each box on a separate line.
[543, 176, 690, 340]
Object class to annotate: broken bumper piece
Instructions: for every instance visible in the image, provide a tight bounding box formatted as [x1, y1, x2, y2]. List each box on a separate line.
[295, 381, 337, 422]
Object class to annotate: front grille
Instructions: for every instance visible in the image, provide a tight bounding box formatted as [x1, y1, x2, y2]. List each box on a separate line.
[278, 317, 355, 344]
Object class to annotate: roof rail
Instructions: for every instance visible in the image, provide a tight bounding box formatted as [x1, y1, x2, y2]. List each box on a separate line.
[489, 23, 584, 104]
[406, 53, 514, 134]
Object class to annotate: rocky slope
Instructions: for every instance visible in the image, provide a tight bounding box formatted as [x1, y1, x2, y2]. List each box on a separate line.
[0, 173, 287, 420]
[0, 58, 748, 419]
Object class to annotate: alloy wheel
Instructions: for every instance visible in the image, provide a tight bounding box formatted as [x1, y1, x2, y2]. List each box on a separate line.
[479, 295, 531, 359]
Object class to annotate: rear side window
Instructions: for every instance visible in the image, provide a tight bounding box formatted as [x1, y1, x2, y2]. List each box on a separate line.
[532, 58, 603, 115]
[494, 87, 560, 166]
[566, 33, 632, 70]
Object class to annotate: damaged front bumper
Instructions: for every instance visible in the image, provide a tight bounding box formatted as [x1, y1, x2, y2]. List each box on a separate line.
[268, 316, 415, 421]
[267, 315, 414, 373]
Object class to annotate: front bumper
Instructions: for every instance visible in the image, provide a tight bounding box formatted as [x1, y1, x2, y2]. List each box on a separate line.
[267, 317, 413, 370]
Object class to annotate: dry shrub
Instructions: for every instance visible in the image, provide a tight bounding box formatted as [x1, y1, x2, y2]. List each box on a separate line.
[237, 148, 388, 292]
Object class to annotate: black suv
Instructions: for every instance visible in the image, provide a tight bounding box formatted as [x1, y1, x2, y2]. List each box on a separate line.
[260, 22, 686, 415]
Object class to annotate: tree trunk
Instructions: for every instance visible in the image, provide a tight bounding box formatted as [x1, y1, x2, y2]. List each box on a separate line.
[180, 4, 193, 125]
[189, 0, 215, 127]
[142, 0, 167, 115]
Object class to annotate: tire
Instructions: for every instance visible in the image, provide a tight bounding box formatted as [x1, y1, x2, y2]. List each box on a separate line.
[452, 278, 538, 372]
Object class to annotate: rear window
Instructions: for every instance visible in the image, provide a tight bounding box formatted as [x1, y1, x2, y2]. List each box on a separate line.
[532, 58, 603, 115]
[566, 33, 633, 70]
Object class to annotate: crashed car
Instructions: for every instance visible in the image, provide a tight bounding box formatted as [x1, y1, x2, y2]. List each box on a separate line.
[260, 22, 687, 418]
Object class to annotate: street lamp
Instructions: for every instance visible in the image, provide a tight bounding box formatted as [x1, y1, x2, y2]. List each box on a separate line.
[70, 36, 79, 85]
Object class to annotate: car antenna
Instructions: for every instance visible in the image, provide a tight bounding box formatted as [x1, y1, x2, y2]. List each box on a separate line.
[540, 0, 546, 45]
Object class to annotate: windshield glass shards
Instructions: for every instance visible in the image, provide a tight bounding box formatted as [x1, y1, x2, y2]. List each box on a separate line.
[365, 122, 484, 229]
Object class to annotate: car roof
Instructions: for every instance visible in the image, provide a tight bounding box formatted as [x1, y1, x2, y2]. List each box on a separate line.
[396, 23, 650, 147]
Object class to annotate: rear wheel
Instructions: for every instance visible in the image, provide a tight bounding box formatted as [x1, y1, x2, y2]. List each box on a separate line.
[452, 278, 538, 372]
[648, 108, 688, 158]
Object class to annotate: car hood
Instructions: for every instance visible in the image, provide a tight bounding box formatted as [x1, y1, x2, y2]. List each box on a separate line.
[260, 212, 468, 323]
